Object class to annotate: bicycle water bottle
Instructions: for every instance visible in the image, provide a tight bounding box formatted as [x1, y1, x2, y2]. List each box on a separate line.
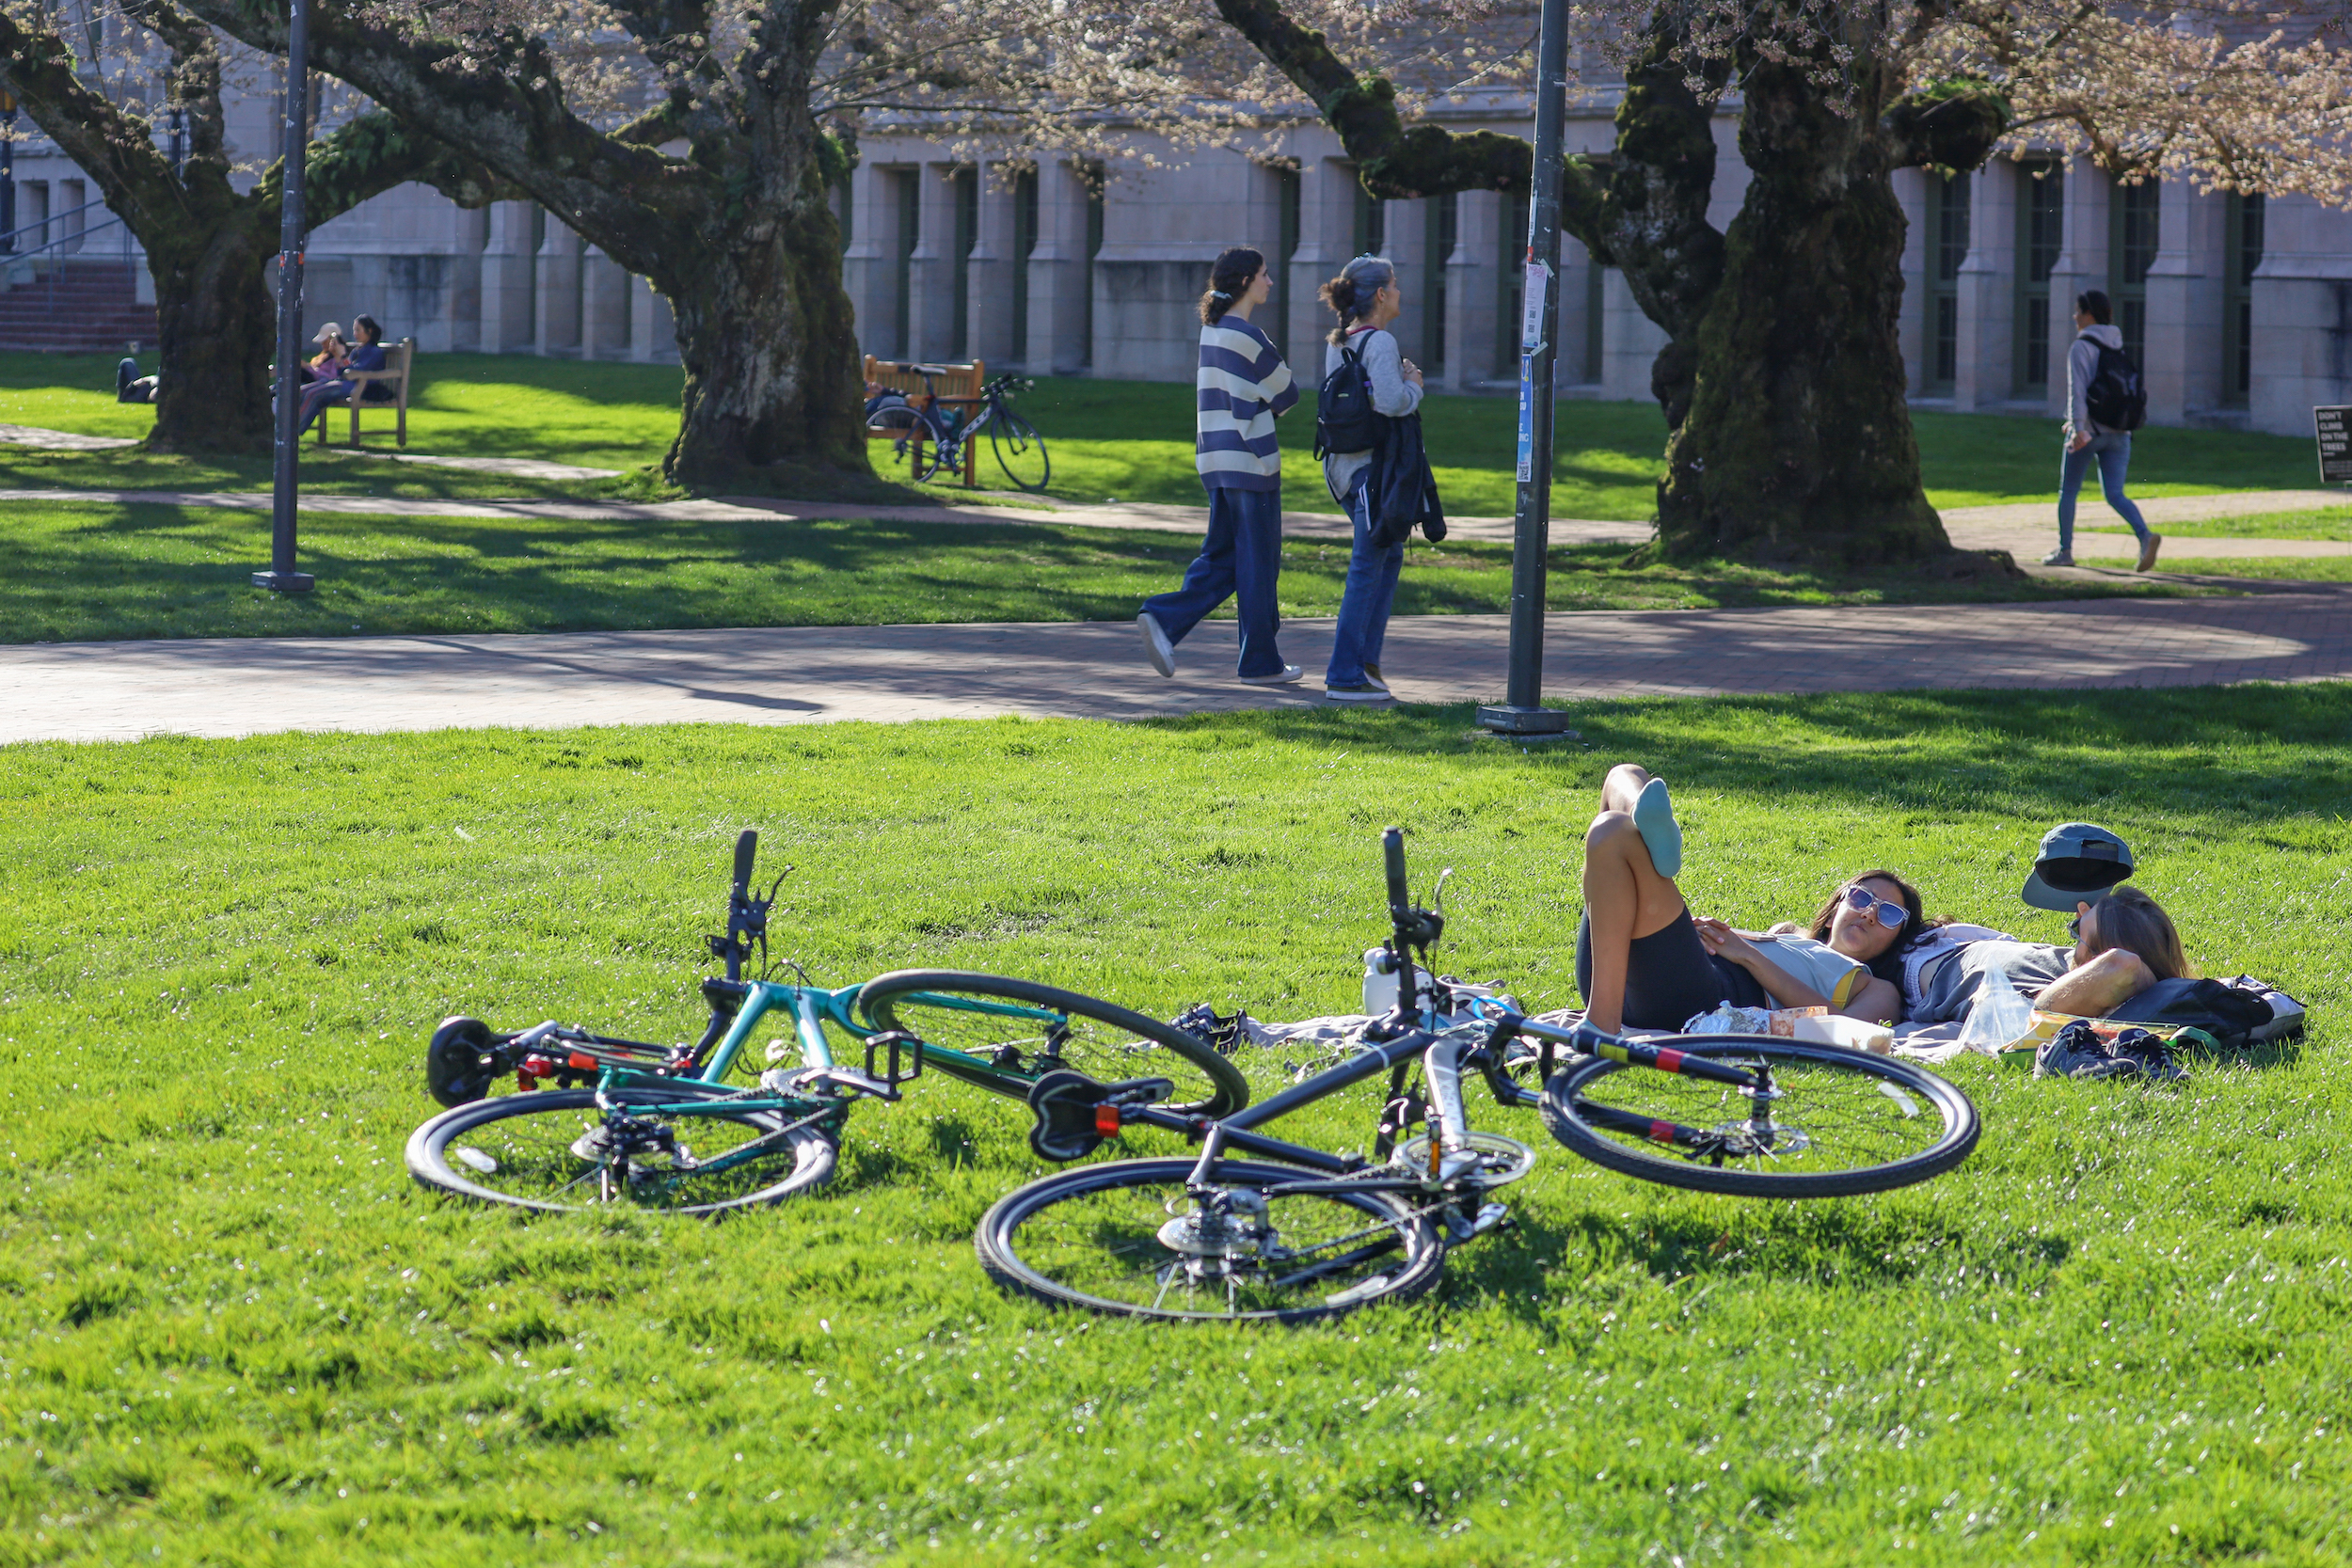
[1361, 946, 1401, 1016]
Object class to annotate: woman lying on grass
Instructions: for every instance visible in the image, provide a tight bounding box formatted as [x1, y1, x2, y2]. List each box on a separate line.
[1889, 883, 2193, 1026]
[1575, 764, 1912, 1033]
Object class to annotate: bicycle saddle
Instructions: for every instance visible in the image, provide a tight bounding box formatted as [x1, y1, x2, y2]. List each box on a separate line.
[1025, 1070, 1175, 1163]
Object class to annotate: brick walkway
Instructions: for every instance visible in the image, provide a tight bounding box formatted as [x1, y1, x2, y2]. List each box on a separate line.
[5, 592, 2344, 745]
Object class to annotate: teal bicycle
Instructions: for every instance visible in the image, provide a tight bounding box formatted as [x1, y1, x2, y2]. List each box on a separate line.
[404, 831, 1248, 1214]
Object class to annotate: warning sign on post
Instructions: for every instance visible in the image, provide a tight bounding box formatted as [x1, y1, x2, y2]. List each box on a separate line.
[1520, 261, 1552, 351]
[1516, 353, 1536, 483]
[2317, 407, 2352, 485]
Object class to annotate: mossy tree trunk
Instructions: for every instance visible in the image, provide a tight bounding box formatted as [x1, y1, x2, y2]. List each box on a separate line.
[183, 0, 871, 491]
[0, 4, 505, 453]
[1210, 0, 2007, 564]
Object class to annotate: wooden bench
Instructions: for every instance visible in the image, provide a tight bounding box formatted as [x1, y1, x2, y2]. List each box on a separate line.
[863, 354, 982, 487]
[320, 335, 416, 448]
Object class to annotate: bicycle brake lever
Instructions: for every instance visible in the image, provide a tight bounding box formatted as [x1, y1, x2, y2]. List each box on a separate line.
[1431, 866, 1455, 919]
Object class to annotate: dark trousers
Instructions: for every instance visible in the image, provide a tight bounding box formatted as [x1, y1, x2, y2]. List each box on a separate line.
[1141, 485, 1287, 677]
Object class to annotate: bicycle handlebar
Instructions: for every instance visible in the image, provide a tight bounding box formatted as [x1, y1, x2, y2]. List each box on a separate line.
[732, 829, 757, 897]
[1382, 826, 1410, 923]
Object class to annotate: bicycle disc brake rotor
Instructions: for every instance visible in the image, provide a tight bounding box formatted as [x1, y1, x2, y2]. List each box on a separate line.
[1710, 1117, 1813, 1158]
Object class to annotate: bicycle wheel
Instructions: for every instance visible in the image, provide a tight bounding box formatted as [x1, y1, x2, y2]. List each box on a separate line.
[867, 402, 947, 483]
[977, 1157, 1444, 1323]
[405, 1083, 837, 1215]
[857, 970, 1248, 1117]
[1540, 1036, 1979, 1198]
[988, 408, 1051, 492]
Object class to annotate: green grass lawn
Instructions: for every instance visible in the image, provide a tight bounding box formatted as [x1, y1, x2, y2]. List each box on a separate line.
[2, 689, 2347, 1564]
[2, 351, 2323, 518]
[0, 501, 2235, 645]
[2087, 505, 2352, 541]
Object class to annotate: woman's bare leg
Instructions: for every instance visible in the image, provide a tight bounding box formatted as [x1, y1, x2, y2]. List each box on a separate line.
[1581, 765, 1689, 1033]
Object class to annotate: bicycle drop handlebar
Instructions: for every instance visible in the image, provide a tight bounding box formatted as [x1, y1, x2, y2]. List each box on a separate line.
[732, 829, 758, 899]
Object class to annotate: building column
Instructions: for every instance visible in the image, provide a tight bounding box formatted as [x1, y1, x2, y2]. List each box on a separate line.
[905, 161, 960, 362]
[628, 275, 675, 363]
[844, 160, 894, 365]
[1447, 189, 1501, 388]
[1284, 156, 1358, 374]
[533, 219, 582, 357]
[1558, 236, 1601, 389]
[2143, 178, 2222, 421]
[1021, 158, 1092, 374]
[1952, 160, 2013, 411]
[1599, 267, 1668, 403]
[580, 247, 631, 358]
[478, 201, 535, 353]
[2246, 197, 2351, 437]
[2043, 153, 2109, 420]
[964, 163, 1017, 372]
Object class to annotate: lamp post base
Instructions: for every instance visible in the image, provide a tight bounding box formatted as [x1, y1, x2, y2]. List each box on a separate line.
[1475, 704, 1578, 739]
[251, 570, 315, 594]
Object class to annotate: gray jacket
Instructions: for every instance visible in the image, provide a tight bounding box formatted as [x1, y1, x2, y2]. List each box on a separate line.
[2066, 324, 2126, 439]
[1323, 327, 1423, 503]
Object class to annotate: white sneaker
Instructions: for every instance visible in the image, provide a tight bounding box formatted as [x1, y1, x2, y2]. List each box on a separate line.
[1237, 664, 1304, 686]
[2137, 532, 2164, 573]
[1136, 611, 1175, 677]
[2041, 548, 2074, 566]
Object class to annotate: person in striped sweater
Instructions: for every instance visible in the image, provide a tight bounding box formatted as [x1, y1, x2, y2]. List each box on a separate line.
[1136, 246, 1304, 685]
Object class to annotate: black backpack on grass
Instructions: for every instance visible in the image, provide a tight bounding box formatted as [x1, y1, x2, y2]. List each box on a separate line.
[2081, 334, 2148, 432]
[1313, 342, 1384, 458]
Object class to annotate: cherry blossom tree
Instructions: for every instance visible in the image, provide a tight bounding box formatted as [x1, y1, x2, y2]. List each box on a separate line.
[1211, 0, 2352, 562]
[0, 2, 505, 451]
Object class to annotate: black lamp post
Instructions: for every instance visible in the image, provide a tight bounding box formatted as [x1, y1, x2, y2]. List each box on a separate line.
[252, 0, 314, 594]
[167, 105, 185, 175]
[1475, 0, 1575, 737]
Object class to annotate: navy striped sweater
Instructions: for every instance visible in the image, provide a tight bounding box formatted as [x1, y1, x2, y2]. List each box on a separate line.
[1195, 317, 1298, 492]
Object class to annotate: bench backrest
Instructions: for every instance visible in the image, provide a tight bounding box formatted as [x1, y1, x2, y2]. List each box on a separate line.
[863, 354, 983, 404]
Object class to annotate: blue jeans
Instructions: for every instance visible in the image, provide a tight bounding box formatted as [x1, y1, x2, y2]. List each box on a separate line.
[2058, 432, 2150, 552]
[1142, 485, 1287, 677]
[297, 378, 353, 433]
[1325, 478, 1404, 688]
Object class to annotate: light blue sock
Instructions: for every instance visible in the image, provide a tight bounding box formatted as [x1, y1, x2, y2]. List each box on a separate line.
[1632, 776, 1681, 879]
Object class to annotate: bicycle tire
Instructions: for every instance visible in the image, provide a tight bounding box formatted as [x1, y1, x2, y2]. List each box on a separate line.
[977, 1157, 1444, 1323]
[988, 408, 1051, 492]
[867, 402, 947, 483]
[856, 970, 1248, 1117]
[405, 1083, 837, 1216]
[1539, 1036, 1979, 1198]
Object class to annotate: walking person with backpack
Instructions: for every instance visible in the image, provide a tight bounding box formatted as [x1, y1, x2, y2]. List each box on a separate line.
[2049, 289, 2162, 571]
[1136, 246, 1304, 686]
[1315, 255, 1427, 705]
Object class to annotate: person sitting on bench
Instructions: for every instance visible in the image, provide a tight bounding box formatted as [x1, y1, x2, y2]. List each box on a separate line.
[1575, 765, 1909, 1033]
[296, 313, 389, 434]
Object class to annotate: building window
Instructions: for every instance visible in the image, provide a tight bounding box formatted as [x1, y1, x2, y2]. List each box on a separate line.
[1496, 190, 1528, 379]
[1923, 171, 1969, 391]
[1011, 168, 1038, 367]
[2110, 179, 2159, 365]
[1081, 166, 1104, 370]
[892, 170, 917, 359]
[2223, 191, 2264, 406]
[1423, 193, 1454, 380]
[951, 166, 977, 361]
[1354, 182, 1385, 258]
[2013, 160, 2061, 393]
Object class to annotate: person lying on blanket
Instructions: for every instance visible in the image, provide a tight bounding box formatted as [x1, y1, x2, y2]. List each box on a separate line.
[1574, 764, 1914, 1033]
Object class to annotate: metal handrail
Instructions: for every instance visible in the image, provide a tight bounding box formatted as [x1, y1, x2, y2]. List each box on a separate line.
[3, 212, 127, 265]
[0, 198, 112, 251]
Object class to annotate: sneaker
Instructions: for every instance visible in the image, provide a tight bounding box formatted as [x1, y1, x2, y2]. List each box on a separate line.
[1237, 664, 1304, 686]
[2137, 532, 2164, 573]
[1136, 611, 1175, 677]
[1363, 662, 1390, 692]
[2040, 548, 2075, 567]
[1324, 682, 1393, 705]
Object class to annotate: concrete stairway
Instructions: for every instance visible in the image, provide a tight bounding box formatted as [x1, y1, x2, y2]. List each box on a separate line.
[0, 260, 157, 352]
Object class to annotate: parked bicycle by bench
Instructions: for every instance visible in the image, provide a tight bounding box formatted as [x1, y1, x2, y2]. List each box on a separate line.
[864, 357, 1050, 493]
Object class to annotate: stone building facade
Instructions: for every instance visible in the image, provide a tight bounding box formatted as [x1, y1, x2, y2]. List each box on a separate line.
[6, 78, 2344, 439]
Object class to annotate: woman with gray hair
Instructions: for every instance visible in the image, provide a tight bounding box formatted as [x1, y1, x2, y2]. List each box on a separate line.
[1317, 255, 1422, 704]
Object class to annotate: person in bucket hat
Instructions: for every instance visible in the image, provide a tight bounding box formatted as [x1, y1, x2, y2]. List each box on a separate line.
[2022, 823, 2134, 912]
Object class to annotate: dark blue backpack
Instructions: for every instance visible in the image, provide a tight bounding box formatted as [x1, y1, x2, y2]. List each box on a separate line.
[2082, 335, 2148, 432]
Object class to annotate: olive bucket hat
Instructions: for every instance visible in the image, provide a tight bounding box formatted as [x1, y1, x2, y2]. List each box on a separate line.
[2022, 822, 2135, 911]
